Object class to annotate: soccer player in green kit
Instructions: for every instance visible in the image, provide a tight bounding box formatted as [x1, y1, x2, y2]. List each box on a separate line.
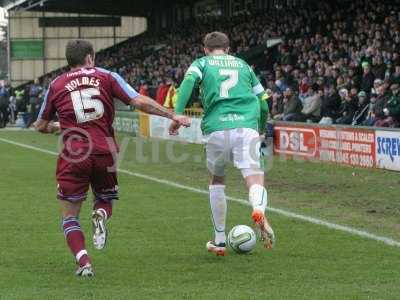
[169, 31, 275, 256]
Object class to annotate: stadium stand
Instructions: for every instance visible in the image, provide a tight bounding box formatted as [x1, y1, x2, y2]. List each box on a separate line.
[3, 0, 400, 128]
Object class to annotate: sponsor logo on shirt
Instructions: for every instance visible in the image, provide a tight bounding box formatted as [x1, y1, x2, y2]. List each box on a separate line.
[67, 68, 96, 77]
[219, 114, 245, 122]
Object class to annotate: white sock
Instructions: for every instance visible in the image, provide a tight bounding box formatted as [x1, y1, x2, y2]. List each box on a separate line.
[97, 208, 107, 220]
[76, 249, 88, 263]
[249, 184, 268, 212]
[209, 185, 227, 245]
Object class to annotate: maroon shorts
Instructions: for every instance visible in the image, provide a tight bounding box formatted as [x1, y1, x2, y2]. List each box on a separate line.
[56, 152, 118, 202]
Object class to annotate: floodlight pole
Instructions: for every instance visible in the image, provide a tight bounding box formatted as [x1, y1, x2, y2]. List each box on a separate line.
[6, 10, 11, 82]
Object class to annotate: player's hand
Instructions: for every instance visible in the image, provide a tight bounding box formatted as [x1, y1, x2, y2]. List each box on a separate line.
[169, 116, 190, 136]
[48, 121, 61, 135]
[169, 121, 180, 136]
[172, 115, 191, 127]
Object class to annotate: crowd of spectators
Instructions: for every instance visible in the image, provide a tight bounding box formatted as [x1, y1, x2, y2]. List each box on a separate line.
[0, 78, 45, 128]
[107, 0, 400, 127]
[2, 0, 400, 128]
[265, 0, 400, 127]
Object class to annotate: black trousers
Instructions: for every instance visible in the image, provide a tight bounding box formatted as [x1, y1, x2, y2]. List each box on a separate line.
[0, 105, 8, 128]
[26, 103, 40, 127]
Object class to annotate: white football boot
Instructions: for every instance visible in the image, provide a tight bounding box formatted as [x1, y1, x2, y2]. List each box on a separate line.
[92, 209, 107, 250]
[76, 263, 94, 277]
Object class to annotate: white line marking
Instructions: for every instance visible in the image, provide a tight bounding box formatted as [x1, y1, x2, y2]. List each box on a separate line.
[0, 128, 35, 131]
[0, 138, 59, 155]
[1, 136, 400, 248]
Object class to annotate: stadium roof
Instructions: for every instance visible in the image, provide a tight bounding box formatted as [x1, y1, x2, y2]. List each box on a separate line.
[1, 0, 196, 16]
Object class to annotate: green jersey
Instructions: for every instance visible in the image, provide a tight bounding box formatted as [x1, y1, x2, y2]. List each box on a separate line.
[175, 54, 267, 135]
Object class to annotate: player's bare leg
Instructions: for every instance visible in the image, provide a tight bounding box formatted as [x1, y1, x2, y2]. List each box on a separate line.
[92, 199, 113, 250]
[244, 172, 275, 249]
[60, 200, 94, 277]
[206, 174, 227, 256]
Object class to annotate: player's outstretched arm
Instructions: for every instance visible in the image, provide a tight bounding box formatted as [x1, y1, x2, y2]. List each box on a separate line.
[34, 119, 61, 134]
[174, 74, 196, 115]
[169, 74, 197, 136]
[130, 95, 190, 128]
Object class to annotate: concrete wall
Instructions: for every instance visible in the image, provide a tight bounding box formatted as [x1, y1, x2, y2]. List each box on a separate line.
[9, 11, 147, 86]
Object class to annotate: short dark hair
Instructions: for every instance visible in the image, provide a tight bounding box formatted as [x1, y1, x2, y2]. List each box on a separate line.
[65, 39, 94, 67]
[203, 31, 230, 51]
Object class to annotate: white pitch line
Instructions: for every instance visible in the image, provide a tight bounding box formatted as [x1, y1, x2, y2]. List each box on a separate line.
[1, 136, 400, 248]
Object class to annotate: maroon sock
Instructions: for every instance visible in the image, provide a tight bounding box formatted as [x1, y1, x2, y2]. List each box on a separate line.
[94, 200, 113, 219]
[62, 217, 90, 267]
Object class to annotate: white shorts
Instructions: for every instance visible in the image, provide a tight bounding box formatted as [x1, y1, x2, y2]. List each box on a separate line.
[203, 128, 263, 177]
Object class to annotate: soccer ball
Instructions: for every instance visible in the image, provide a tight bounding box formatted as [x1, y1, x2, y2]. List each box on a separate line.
[228, 225, 256, 254]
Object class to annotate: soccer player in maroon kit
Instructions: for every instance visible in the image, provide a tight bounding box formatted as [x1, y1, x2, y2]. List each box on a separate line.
[34, 40, 190, 277]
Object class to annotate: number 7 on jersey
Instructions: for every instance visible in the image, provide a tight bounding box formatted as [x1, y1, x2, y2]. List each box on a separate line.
[219, 69, 238, 98]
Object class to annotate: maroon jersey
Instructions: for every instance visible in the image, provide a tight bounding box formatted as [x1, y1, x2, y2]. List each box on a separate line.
[39, 67, 138, 154]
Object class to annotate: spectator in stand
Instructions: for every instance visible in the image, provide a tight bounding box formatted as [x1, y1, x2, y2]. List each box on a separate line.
[360, 62, 375, 94]
[280, 45, 294, 66]
[155, 79, 171, 105]
[163, 80, 177, 109]
[379, 84, 400, 127]
[336, 75, 347, 92]
[373, 81, 390, 127]
[270, 91, 284, 120]
[9, 93, 17, 124]
[391, 65, 400, 85]
[336, 88, 359, 125]
[372, 55, 386, 80]
[281, 87, 302, 121]
[298, 77, 310, 101]
[371, 79, 384, 97]
[15, 88, 26, 113]
[138, 80, 149, 96]
[319, 83, 341, 125]
[363, 92, 378, 126]
[23, 84, 30, 111]
[286, 84, 321, 122]
[275, 78, 288, 94]
[27, 79, 43, 127]
[352, 91, 370, 125]
[348, 67, 361, 89]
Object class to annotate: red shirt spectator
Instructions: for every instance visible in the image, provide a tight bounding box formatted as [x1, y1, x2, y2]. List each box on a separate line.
[139, 82, 149, 96]
[156, 82, 170, 105]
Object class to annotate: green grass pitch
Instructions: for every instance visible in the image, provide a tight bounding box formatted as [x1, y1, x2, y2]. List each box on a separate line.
[0, 130, 399, 299]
